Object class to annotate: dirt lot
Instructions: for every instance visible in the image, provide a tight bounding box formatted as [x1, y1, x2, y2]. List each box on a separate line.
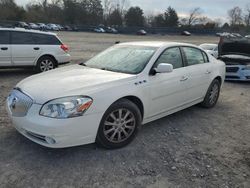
[0, 32, 250, 188]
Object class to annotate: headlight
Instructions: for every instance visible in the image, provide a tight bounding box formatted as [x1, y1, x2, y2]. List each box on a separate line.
[40, 96, 93, 119]
[242, 65, 250, 70]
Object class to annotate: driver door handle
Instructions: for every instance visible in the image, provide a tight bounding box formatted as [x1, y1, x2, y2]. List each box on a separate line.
[180, 76, 188, 82]
[1, 47, 8, 50]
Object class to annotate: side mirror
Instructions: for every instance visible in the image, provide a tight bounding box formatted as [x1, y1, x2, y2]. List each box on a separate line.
[154, 63, 173, 74]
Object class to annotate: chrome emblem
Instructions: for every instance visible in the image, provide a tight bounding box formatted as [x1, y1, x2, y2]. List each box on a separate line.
[10, 97, 18, 109]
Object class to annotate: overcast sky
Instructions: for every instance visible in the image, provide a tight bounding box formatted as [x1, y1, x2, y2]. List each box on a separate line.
[16, 0, 249, 21]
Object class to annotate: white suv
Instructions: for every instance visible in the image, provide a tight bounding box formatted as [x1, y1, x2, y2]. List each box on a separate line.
[0, 28, 71, 72]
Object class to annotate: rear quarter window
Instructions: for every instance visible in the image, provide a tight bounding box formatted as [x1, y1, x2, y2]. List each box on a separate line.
[32, 33, 62, 45]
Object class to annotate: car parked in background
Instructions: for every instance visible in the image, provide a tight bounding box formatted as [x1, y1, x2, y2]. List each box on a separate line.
[94, 27, 105, 33]
[199, 43, 218, 58]
[46, 24, 59, 31]
[15, 22, 30, 29]
[29, 23, 39, 30]
[245, 35, 250, 39]
[218, 36, 250, 81]
[6, 41, 225, 149]
[137, 29, 147, 35]
[64, 25, 72, 31]
[181, 31, 191, 36]
[105, 27, 118, 34]
[37, 23, 47, 31]
[0, 28, 70, 72]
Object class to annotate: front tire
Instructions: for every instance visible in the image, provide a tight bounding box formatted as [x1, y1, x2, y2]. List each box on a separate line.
[36, 56, 56, 73]
[200, 79, 221, 108]
[96, 99, 142, 149]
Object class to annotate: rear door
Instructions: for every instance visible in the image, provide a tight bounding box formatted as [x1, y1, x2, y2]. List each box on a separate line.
[0, 30, 11, 66]
[181, 47, 213, 102]
[11, 31, 42, 66]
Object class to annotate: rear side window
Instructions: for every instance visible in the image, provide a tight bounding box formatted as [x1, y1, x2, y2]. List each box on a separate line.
[32, 33, 61, 45]
[11, 31, 35, 44]
[0, 31, 10, 44]
[183, 47, 205, 66]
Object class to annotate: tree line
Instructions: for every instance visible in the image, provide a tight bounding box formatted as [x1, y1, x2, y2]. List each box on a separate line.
[0, 0, 250, 30]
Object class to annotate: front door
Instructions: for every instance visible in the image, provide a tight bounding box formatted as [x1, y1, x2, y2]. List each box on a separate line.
[148, 47, 189, 117]
[0, 30, 11, 66]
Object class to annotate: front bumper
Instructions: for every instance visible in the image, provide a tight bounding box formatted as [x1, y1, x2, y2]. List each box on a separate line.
[7, 103, 103, 148]
[225, 65, 250, 81]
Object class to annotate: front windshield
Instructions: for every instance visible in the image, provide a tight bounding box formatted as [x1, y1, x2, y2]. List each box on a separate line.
[85, 45, 157, 74]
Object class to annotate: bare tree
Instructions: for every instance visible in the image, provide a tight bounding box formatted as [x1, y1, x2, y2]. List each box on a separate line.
[228, 6, 243, 26]
[188, 7, 202, 26]
[244, 4, 250, 27]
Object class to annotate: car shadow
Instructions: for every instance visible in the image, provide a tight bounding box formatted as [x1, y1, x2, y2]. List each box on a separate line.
[225, 80, 250, 85]
[0, 68, 36, 77]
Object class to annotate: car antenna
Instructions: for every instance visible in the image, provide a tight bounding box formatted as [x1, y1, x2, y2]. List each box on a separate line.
[115, 41, 120, 44]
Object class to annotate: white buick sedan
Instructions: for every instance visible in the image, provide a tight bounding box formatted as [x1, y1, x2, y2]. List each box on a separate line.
[7, 42, 225, 149]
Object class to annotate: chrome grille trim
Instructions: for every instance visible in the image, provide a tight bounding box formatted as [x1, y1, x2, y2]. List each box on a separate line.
[7, 89, 33, 117]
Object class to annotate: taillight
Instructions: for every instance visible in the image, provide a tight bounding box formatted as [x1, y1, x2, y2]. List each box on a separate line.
[61, 44, 69, 52]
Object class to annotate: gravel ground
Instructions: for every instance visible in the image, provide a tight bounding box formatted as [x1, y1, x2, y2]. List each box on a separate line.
[0, 32, 250, 188]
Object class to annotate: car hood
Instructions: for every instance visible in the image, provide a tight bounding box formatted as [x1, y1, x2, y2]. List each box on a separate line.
[17, 65, 137, 104]
[219, 36, 250, 57]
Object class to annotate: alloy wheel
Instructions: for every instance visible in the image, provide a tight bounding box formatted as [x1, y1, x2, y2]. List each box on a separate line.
[103, 108, 136, 143]
[40, 59, 54, 72]
[209, 83, 219, 105]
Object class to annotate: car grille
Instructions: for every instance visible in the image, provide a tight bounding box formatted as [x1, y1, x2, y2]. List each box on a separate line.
[226, 75, 240, 79]
[226, 67, 239, 73]
[7, 89, 33, 117]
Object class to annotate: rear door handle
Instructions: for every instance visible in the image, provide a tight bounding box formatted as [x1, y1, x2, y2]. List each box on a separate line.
[34, 47, 40, 50]
[1, 47, 8, 50]
[180, 76, 188, 82]
[205, 70, 211, 74]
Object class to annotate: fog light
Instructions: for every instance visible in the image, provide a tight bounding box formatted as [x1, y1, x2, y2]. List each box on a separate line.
[45, 136, 56, 144]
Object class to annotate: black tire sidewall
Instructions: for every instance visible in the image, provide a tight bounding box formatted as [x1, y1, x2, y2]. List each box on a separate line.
[201, 79, 221, 108]
[96, 99, 142, 149]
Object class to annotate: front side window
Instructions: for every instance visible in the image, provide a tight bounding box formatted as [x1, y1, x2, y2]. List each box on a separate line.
[11, 31, 35, 45]
[183, 47, 205, 66]
[85, 45, 157, 74]
[155, 47, 183, 69]
[0, 31, 10, 44]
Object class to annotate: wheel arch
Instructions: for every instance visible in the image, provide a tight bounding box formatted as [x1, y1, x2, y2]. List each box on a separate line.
[114, 96, 144, 119]
[214, 76, 222, 85]
[36, 54, 58, 67]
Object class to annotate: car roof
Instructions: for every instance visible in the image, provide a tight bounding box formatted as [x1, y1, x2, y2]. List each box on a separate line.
[117, 41, 198, 48]
[0, 28, 57, 35]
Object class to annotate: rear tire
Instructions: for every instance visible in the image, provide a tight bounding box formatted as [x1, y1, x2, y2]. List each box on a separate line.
[200, 79, 221, 108]
[36, 56, 56, 73]
[96, 99, 142, 149]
